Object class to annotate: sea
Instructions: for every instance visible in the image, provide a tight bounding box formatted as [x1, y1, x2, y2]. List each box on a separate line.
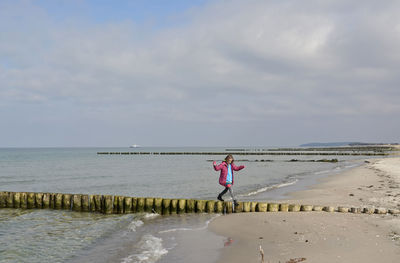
[0, 147, 371, 263]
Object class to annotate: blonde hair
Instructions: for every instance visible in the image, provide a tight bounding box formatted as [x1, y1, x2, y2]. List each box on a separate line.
[224, 154, 234, 163]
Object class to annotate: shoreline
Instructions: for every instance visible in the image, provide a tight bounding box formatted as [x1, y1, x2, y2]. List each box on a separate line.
[209, 157, 400, 262]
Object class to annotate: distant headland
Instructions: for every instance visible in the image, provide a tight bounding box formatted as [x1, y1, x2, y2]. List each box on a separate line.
[300, 142, 399, 147]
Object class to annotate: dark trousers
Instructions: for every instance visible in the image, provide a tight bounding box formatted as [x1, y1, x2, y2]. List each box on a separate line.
[219, 186, 235, 200]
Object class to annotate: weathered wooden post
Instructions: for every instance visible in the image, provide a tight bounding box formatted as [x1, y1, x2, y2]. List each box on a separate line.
[375, 208, 387, 214]
[62, 194, 72, 210]
[250, 202, 258, 212]
[50, 193, 56, 209]
[186, 199, 196, 213]
[42, 193, 50, 209]
[13, 192, 21, 208]
[279, 203, 289, 212]
[113, 196, 119, 214]
[103, 195, 113, 214]
[35, 193, 43, 208]
[257, 202, 268, 212]
[206, 200, 216, 213]
[72, 194, 82, 212]
[154, 198, 163, 214]
[215, 201, 224, 213]
[89, 195, 95, 212]
[145, 198, 154, 213]
[243, 202, 251, 212]
[268, 203, 279, 212]
[170, 199, 178, 214]
[124, 197, 133, 213]
[94, 195, 102, 212]
[196, 200, 206, 213]
[350, 207, 361, 213]
[323, 206, 335, 212]
[131, 197, 138, 213]
[81, 195, 89, 212]
[178, 199, 186, 214]
[224, 202, 233, 213]
[235, 202, 244, 213]
[338, 206, 349, 213]
[313, 206, 323, 211]
[27, 193, 35, 209]
[161, 199, 170, 215]
[6, 192, 14, 208]
[301, 205, 313, 212]
[54, 193, 63, 209]
[289, 204, 301, 212]
[136, 198, 145, 213]
[0, 192, 6, 208]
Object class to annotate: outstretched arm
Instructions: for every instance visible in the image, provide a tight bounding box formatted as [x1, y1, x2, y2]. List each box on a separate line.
[213, 161, 222, 171]
[232, 163, 245, 171]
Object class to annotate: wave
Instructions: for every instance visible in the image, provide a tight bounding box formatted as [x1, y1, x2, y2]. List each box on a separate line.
[128, 219, 144, 232]
[158, 214, 220, 234]
[120, 234, 168, 263]
[242, 179, 299, 197]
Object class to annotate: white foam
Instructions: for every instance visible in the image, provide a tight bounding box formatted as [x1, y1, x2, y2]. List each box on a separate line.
[158, 214, 220, 234]
[128, 219, 144, 232]
[144, 213, 159, 219]
[120, 234, 168, 263]
[244, 179, 299, 197]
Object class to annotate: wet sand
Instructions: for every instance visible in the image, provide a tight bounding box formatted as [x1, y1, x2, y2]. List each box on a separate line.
[209, 157, 400, 263]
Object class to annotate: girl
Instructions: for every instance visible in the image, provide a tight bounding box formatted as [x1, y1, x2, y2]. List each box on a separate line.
[213, 154, 245, 206]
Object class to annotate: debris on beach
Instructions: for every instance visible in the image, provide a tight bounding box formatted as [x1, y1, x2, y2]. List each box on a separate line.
[286, 258, 306, 263]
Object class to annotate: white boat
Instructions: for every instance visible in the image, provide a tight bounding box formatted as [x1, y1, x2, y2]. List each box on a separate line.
[129, 144, 140, 148]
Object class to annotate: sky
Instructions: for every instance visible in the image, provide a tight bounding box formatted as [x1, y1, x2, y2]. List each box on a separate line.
[1, 0, 399, 147]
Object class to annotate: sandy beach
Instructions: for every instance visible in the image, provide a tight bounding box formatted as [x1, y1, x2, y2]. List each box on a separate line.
[209, 157, 400, 263]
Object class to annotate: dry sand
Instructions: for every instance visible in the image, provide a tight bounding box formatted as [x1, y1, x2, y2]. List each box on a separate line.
[209, 157, 400, 263]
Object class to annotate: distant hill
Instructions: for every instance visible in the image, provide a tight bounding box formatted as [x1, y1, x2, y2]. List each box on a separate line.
[299, 142, 362, 147]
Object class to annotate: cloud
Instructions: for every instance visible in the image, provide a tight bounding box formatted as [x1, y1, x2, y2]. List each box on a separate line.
[1, 0, 400, 146]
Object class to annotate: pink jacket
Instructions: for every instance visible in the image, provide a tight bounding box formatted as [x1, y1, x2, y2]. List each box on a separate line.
[213, 161, 245, 186]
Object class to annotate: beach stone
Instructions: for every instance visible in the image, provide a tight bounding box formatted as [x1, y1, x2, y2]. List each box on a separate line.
[279, 203, 289, 212]
[13, 192, 21, 208]
[81, 195, 90, 212]
[35, 193, 43, 208]
[323, 206, 335, 212]
[250, 202, 258, 212]
[62, 194, 72, 210]
[54, 193, 63, 209]
[289, 204, 301, 212]
[338, 207, 349, 213]
[162, 199, 171, 215]
[256, 202, 268, 212]
[268, 203, 279, 212]
[389, 209, 400, 215]
[206, 200, 216, 213]
[94, 195, 102, 212]
[350, 207, 362, 213]
[196, 200, 206, 213]
[178, 199, 186, 214]
[103, 195, 113, 214]
[243, 202, 251, 212]
[145, 198, 154, 213]
[154, 198, 163, 214]
[215, 201, 224, 213]
[27, 193, 35, 209]
[42, 193, 50, 209]
[301, 205, 313, 212]
[72, 194, 82, 212]
[186, 199, 196, 213]
[313, 206, 323, 211]
[136, 198, 145, 213]
[124, 197, 133, 213]
[363, 207, 375, 214]
[6, 192, 14, 208]
[170, 199, 178, 214]
[375, 208, 387, 214]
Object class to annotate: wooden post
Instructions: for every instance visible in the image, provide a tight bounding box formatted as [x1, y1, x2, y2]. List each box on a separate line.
[206, 200, 216, 213]
[289, 204, 301, 212]
[103, 195, 113, 214]
[215, 201, 223, 213]
[268, 203, 279, 212]
[0, 192, 7, 208]
[250, 202, 258, 212]
[301, 205, 313, 212]
[62, 194, 72, 210]
[6, 192, 14, 208]
[243, 202, 251, 212]
[323, 206, 335, 212]
[72, 194, 82, 212]
[196, 200, 206, 213]
[136, 198, 145, 213]
[178, 199, 186, 214]
[256, 202, 268, 212]
[124, 197, 133, 213]
[54, 193, 63, 209]
[27, 193, 35, 209]
[162, 199, 171, 215]
[154, 198, 163, 214]
[42, 193, 50, 209]
[35, 193, 43, 208]
[350, 207, 361, 213]
[279, 203, 289, 212]
[338, 206, 349, 213]
[313, 206, 323, 211]
[50, 193, 56, 209]
[145, 198, 154, 213]
[13, 192, 21, 208]
[186, 199, 196, 213]
[170, 199, 178, 214]
[81, 195, 89, 212]
[93, 195, 102, 212]
[235, 202, 244, 213]
[131, 197, 138, 213]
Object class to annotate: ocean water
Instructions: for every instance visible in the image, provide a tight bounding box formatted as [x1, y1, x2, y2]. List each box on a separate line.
[0, 147, 369, 263]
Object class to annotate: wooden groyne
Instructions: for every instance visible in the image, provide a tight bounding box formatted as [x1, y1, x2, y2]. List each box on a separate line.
[97, 152, 390, 156]
[1, 191, 399, 215]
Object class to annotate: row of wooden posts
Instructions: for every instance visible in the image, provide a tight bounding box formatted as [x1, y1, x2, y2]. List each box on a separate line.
[97, 152, 389, 156]
[1, 191, 399, 215]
